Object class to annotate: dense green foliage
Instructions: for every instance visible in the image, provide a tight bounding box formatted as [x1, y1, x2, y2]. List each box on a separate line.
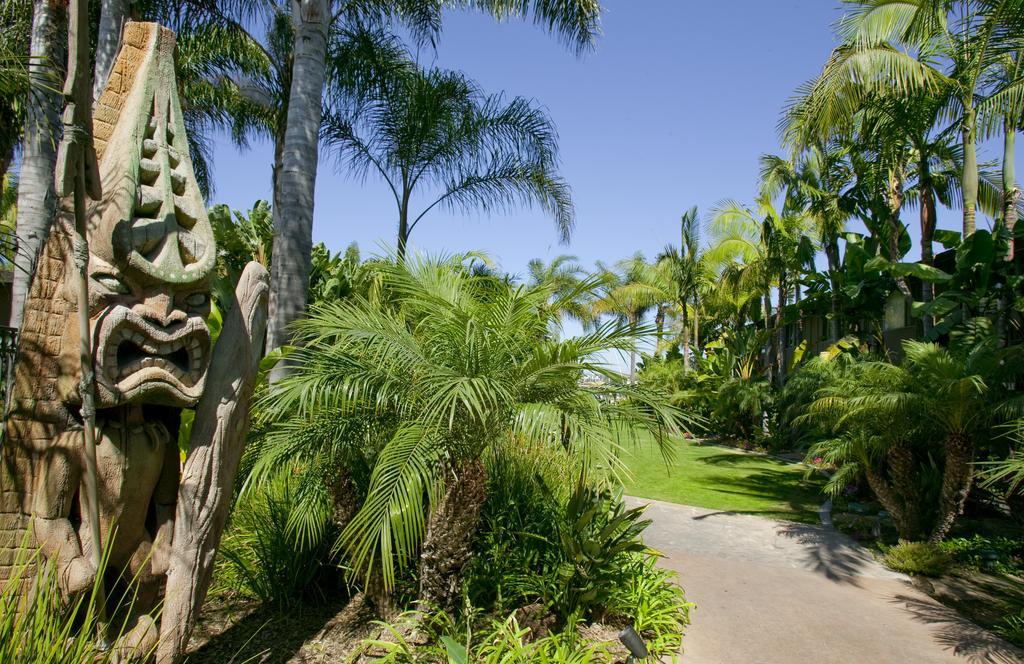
[214, 473, 339, 610]
[0, 541, 153, 663]
[882, 541, 953, 577]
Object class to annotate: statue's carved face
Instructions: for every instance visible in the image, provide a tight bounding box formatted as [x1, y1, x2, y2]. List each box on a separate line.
[58, 70, 217, 410]
[88, 257, 212, 407]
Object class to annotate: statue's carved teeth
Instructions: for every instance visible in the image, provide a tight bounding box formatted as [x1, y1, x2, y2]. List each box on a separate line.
[142, 139, 158, 158]
[103, 313, 211, 394]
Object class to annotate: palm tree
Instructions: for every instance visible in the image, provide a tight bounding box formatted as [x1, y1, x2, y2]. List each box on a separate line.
[981, 51, 1023, 258]
[526, 254, 594, 331]
[706, 196, 813, 385]
[591, 254, 669, 383]
[11, 0, 62, 328]
[262, 0, 603, 377]
[323, 58, 573, 261]
[802, 0, 1022, 237]
[761, 143, 856, 340]
[657, 207, 708, 371]
[809, 339, 1024, 542]
[255, 254, 685, 611]
[93, 0, 128, 98]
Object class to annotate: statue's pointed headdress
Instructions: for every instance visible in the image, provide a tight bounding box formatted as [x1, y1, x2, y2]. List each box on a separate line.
[91, 22, 214, 286]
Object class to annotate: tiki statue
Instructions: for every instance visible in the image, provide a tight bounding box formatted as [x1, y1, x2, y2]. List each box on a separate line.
[0, 22, 269, 662]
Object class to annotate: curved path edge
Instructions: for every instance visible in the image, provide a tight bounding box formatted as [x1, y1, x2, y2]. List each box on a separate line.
[627, 497, 1024, 664]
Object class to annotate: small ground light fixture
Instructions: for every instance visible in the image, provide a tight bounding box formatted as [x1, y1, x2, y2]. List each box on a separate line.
[981, 549, 999, 572]
[618, 625, 649, 662]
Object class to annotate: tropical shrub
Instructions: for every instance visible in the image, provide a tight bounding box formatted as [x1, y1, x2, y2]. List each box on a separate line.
[603, 553, 692, 655]
[938, 535, 1024, 576]
[354, 609, 616, 663]
[803, 338, 1024, 542]
[257, 254, 688, 611]
[997, 608, 1024, 649]
[214, 472, 338, 609]
[526, 478, 651, 622]
[465, 448, 690, 655]
[712, 376, 772, 442]
[464, 442, 577, 615]
[882, 541, 952, 577]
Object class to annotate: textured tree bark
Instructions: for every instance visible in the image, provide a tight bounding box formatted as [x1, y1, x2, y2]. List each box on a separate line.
[11, 0, 65, 329]
[157, 263, 270, 664]
[267, 0, 329, 382]
[692, 302, 700, 365]
[397, 184, 411, 261]
[919, 173, 936, 336]
[887, 169, 912, 297]
[418, 458, 487, 614]
[886, 443, 924, 541]
[824, 239, 841, 341]
[774, 276, 785, 387]
[862, 464, 909, 540]
[92, 0, 127, 100]
[930, 432, 974, 543]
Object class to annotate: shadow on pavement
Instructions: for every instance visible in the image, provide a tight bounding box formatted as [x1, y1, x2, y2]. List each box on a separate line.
[775, 522, 873, 585]
[892, 593, 1024, 664]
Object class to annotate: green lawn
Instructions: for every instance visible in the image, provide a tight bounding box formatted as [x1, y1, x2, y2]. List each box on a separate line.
[620, 436, 827, 524]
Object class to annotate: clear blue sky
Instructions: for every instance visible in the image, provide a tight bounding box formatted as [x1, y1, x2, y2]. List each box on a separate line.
[206, 0, 1020, 279]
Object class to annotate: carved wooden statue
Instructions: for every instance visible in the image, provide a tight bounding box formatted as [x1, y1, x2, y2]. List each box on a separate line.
[0, 22, 268, 662]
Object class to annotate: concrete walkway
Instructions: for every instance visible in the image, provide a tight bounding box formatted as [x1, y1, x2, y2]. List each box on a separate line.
[628, 497, 1024, 664]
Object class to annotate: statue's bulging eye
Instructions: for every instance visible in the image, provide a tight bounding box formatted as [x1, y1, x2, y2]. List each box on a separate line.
[186, 293, 209, 308]
[95, 274, 129, 294]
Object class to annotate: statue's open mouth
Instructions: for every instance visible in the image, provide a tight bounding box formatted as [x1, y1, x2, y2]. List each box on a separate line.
[95, 309, 211, 406]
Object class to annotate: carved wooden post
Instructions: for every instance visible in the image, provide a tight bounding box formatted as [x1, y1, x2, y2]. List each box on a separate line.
[157, 263, 269, 664]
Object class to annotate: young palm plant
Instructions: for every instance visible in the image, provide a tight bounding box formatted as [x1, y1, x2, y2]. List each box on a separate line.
[806, 338, 1024, 541]
[255, 254, 687, 612]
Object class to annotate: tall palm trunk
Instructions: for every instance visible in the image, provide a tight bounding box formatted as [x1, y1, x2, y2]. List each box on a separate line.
[691, 300, 700, 367]
[627, 311, 638, 383]
[397, 186, 411, 261]
[92, 0, 127, 99]
[267, 0, 330, 381]
[888, 169, 912, 297]
[653, 303, 665, 360]
[930, 431, 974, 543]
[774, 276, 786, 388]
[419, 458, 487, 613]
[680, 304, 689, 372]
[920, 166, 937, 336]
[1003, 117, 1019, 261]
[961, 103, 978, 237]
[11, 0, 64, 328]
[763, 292, 773, 384]
[824, 238, 841, 341]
